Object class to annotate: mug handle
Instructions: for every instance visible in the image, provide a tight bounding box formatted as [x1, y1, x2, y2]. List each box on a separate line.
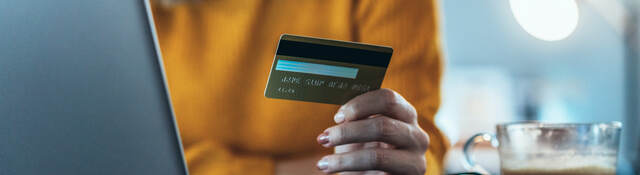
[462, 133, 499, 175]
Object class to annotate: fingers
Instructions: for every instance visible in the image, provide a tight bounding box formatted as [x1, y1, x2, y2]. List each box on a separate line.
[335, 144, 363, 154]
[316, 149, 426, 175]
[334, 89, 417, 124]
[318, 116, 428, 151]
[339, 171, 386, 175]
[362, 142, 392, 149]
[321, 89, 428, 174]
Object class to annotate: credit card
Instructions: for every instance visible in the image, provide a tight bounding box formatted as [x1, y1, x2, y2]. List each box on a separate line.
[264, 34, 393, 105]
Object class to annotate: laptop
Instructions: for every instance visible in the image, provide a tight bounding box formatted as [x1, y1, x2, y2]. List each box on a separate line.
[0, 0, 188, 174]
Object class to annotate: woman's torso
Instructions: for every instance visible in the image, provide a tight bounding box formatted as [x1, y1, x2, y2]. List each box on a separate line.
[153, 0, 357, 156]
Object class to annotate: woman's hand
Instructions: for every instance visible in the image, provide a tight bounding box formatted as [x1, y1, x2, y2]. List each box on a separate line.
[316, 89, 430, 175]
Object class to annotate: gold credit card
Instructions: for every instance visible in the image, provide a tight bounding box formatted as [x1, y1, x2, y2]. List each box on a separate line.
[264, 34, 393, 104]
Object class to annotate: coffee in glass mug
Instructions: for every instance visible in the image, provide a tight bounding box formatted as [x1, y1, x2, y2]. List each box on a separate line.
[463, 121, 621, 175]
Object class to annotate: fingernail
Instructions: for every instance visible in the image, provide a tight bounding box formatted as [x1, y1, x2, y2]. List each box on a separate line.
[317, 131, 330, 146]
[317, 157, 329, 171]
[334, 112, 345, 123]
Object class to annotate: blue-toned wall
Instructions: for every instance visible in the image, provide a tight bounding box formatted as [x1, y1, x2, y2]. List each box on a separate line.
[438, 0, 625, 123]
[436, 0, 631, 173]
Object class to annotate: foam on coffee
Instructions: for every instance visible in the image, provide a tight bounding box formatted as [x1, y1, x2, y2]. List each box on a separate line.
[501, 155, 616, 175]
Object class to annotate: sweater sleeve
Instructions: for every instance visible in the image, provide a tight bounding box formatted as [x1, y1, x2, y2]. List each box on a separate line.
[182, 140, 274, 175]
[149, 2, 276, 175]
[352, 0, 449, 174]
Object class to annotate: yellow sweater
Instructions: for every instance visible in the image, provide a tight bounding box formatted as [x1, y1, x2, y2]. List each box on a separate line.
[151, 0, 447, 174]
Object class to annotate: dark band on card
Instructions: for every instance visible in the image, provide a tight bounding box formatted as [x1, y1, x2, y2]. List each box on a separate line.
[276, 36, 392, 68]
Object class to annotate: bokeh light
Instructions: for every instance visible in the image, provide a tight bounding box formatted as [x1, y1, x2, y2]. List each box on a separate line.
[510, 0, 580, 41]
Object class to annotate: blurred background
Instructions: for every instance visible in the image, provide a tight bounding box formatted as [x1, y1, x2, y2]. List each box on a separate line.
[434, 0, 639, 174]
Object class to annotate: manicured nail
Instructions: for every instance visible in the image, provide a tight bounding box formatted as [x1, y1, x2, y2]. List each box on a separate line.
[317, 157, 329, 171]
[334, 112, 345, 123]
[317, 131, 330, 146]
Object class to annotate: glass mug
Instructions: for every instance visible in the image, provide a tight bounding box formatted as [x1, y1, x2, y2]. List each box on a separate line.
[463, 121, 622, 175]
